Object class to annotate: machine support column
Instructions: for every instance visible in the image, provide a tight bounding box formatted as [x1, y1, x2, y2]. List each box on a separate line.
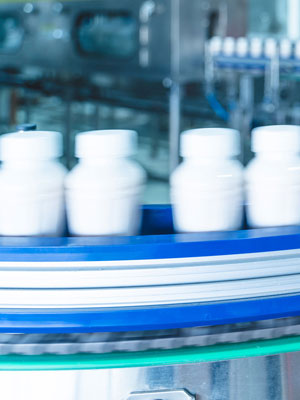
[65, 93, 72, 169]
[168, 80, 181, 174]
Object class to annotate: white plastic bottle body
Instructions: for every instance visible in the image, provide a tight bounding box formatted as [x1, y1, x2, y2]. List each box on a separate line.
[66, 158, 145, 236]
[245, 125, 300, 228]
[0, 160, 67, 236]
[246, 154, 300, 227]
[171, 158, 244, 232]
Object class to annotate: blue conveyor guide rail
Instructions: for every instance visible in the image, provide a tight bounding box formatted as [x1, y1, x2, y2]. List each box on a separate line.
[0, 205, 300, 333]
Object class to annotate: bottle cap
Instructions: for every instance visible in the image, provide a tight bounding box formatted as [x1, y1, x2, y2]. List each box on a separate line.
[75, 130, 137, 158]
[236, 37, 248, 57]
[0, 131, 62, 160]
[223, 37, 235, 56]
[180, 128, 240, 158]
[250, 37, 263, 58]
[280, 38, 292, 59]
[265, 38, 278, 58]
[16, 123, 37, 132]
[209, 36, 222, 55]
[252, 125, 300, 153]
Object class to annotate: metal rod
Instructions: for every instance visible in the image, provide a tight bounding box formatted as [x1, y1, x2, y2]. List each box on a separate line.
[0, 88, 12, 128]
[94, 102, 100, 129]
[238, 74, 254, 164]
[65, 94, 72, 169]
[24, 89, 32, 124]
[0, 72, 214, 119]
[168, 81, 181, 174]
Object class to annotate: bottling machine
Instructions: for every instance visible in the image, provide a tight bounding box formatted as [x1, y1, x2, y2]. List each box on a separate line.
[0, 1, 299, 400]
[0, 0, 244, 172]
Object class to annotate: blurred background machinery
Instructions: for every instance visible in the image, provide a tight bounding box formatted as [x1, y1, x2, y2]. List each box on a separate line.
[0, 0, 298, 201]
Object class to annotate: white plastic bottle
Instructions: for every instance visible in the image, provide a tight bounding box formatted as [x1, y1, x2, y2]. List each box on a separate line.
[246, 125, 300, 228]
[0, 131, 67, 236]
[65, 130, 146, 236]
[171, 128, 243, 232]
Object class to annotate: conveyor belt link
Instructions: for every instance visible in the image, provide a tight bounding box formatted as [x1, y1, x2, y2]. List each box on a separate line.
[1, 317, 300, 355]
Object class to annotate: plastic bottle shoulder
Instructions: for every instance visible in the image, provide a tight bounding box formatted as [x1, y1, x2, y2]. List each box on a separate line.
[171, 158, 243, 188]
[246, 155, 300, 183]
[0, 160, 67, 191]
[66, 158, 146, 190]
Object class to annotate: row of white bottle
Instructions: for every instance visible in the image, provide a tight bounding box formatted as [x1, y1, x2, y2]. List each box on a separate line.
[210, 36, 300, 60]
[0, 129, 146, 236]
[0, 125, 299, 237]
[171, 125, 300, 232]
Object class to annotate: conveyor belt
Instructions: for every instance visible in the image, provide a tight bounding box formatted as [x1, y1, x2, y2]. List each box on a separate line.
[0, 317, 300, 355]
[0, 207, 300, 335]
[1, 248, 300, 308]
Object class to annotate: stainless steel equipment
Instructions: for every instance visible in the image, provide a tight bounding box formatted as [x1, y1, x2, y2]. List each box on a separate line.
[0, 0, 211, 80]
[205, 34, 300, 163]
[2, 351, 299, 400]
[203, 0, 300, 164]
[0, 0, 234, 172]
[0, 0, 299, 175]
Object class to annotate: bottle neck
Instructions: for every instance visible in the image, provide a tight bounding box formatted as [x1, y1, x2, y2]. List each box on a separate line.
[255, 152, 299, 161]
[2, 158, 56, 170]
[183, 155, 233, 165]
[78, 157, 126, 166]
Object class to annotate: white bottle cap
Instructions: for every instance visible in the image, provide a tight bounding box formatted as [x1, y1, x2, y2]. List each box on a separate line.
[252, 125, 300, 153]
[75, 130, 137, 158]
[295, 40, 300, 59]
[180, 128, 240, 158]
[264, 38, 278, 58]
[222, 37, 235, 56]
[250, 37, 263, 58]
[236, 37, 248, 57]
[280, 38, 292, 59]
[0, 131, 62, 161]
[209, 36, 222, 55]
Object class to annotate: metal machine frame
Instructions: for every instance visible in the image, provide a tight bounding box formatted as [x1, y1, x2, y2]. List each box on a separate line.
[0, 0, 230, 171]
